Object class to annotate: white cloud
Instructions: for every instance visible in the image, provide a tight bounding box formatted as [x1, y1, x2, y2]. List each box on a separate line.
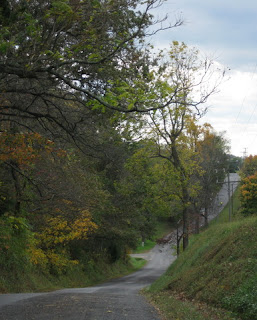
[150, 0, 257, 156]
[149, 0, 257, 156]
[200, 69, 257, 156]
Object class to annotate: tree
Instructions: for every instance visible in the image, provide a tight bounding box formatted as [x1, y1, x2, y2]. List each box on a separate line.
[115, 140, 171, 245]
[240, 155, 257, 178]
[0, 1, 226, 269]
[240, 173, 257, 215]
[228, 154, 242, 173]
[0, 133, 109, 273]
[0, 0, 182, 141]
[193, 124, 228, 229]
[0, 132, 56, 215]
[239, 155, 257, 216]
[143, 42, 223, 250]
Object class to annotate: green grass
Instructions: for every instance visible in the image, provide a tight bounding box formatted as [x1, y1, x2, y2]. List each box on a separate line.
[133, 219, 174, 253]
[210, 186, 242, 225]
[130, 257, 147, 269]
[145, 187, 257, 320]
[145, 291, 238, 320]
[0, 256, 147, 293]
[133, 239, 157, 253]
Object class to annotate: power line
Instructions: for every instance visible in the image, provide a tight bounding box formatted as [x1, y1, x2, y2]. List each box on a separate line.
[233, 63, 257, 127]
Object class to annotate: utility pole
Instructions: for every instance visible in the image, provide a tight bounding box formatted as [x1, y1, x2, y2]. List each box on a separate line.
[227, 172, 231, 222]
[231, 183, 234, 216]
[242, 148, 247, 159]
[216, 173, 240, 222]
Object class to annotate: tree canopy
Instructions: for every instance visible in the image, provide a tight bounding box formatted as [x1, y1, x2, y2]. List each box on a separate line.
[0, 0, 182, 139]
[0, 0, 230, 279]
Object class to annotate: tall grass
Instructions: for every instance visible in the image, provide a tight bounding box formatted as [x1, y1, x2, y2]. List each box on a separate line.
[0, 255, 146, 293]
[211, 186, 242, 225]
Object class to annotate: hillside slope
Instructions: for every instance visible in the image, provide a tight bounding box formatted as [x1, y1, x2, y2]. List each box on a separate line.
[145, 216, 257, 320]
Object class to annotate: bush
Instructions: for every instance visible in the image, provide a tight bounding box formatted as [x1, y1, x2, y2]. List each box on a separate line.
[223, 274, 257, 320]
[240, 174, 257, 215]
[0, 215, 33, 272]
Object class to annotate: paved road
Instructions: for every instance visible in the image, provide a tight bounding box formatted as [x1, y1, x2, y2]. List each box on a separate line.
[0, 174, 238, 319]
[208, 173, 240, 222]
[0, 242, 176, 319]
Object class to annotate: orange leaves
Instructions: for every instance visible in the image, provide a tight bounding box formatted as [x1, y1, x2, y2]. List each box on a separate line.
[0, 132, 66, 168]
[240, 173, 257, 215]
[241, 155, 257, 178]
[0, 132, 50, 166]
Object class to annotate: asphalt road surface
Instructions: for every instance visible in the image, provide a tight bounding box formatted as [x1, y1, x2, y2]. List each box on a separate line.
[0, 242, 176, 320]
[0, 173, 238, 319]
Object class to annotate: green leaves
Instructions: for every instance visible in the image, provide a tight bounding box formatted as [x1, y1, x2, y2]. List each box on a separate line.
[45, 0, 74, 21]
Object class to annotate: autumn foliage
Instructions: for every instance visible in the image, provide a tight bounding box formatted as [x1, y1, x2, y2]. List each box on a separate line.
[0, 132, 100, 275]
[240, 173, 257, 215]
[239, 155, 257, 215]
[0, 0, 228, 287]
[0, 132, 54, 165]
[240, 155, 257, 178]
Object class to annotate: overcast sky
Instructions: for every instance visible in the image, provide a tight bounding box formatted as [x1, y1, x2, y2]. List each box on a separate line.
[150, 0, 257, 157]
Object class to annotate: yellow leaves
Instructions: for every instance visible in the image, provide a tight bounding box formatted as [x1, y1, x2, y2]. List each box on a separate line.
[29, 246, 79, 273]
[71, 210, 97, 240]
[240, 172, 257, 214]
[47, 250, 78, 270]
[29, 247, 48, 267]
[30, 208, 97, 272]
[38, 209, 98, 247]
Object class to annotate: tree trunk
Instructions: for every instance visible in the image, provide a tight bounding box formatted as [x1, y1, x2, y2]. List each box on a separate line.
[11, 163, 22, 215]
[171, 142, 190, 250]
[176, 226, 181, 256]
[194, 211, 200, 234]
[182, 206, 189, 250]
[204, 206, 208, 227]
[182, 185, 189, 250]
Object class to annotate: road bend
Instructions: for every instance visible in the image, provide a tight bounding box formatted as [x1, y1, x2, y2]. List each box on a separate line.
[0, 174, 238, 319]
[0, 242, 176, 320]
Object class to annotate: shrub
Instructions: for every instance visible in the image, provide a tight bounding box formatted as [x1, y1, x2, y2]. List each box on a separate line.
[240, 174, 257, 215]
[223, 274, 257, 320]
[0, 214, 33, 272]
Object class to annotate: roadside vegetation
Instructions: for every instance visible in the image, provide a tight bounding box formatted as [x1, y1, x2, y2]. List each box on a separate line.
[0, 0, 243, 296]
[133, 219, 174, 253]
[144, 164, 257, 320]
[0, 251, 147, 293]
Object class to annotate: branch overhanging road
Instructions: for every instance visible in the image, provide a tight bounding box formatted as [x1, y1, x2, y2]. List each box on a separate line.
[0, 173, 239, 320]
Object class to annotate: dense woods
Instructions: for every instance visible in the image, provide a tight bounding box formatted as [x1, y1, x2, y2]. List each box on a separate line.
[0, 0, 231, 281]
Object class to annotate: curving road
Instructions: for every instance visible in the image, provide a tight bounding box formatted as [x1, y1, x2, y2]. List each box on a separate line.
[0, 242, 176, 320]
[0, 174, 238, 319]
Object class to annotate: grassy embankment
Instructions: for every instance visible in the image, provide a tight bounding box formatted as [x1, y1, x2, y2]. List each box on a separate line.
[144, 187, 257, 320]
[0, 256, 147, 294]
